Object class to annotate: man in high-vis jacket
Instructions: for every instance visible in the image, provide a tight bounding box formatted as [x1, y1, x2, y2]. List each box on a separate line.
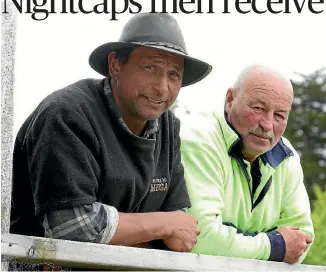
[181, 64, 314, 264]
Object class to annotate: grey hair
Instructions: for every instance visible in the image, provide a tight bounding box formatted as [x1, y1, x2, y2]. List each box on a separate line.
[233, 64, 293, 93]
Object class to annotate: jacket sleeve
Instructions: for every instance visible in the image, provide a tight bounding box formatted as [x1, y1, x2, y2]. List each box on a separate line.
[43, 203, 119, 244]
[181, 140, 272, 260]
[276, 146, 315, 263]
[26, 101, 101, 216]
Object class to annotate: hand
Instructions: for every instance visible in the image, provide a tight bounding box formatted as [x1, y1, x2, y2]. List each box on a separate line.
[276, 226, 313, 264]
[162, 211, 200, 252]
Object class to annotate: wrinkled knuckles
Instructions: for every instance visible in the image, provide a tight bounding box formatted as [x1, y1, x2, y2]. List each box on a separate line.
[196, 227, 201, 235]
[299, 242, 307, 250]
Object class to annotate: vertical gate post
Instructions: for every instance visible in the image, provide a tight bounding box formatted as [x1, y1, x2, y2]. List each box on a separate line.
[1, 1, 17, 270]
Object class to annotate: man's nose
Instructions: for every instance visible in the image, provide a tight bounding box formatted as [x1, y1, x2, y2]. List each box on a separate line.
[259, 112, 274, 132]
[153, 74, 169, 95]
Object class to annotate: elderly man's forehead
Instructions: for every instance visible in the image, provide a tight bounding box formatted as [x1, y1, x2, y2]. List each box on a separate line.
[238, 66, 293, 96]
[247, 73, 292, 92]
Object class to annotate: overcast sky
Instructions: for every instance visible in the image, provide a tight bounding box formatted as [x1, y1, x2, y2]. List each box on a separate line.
[13, 2, 326, 135]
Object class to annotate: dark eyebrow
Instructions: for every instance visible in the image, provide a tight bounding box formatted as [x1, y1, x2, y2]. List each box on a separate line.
[148, 57, 183, 72]
[172, 64, 182, 72]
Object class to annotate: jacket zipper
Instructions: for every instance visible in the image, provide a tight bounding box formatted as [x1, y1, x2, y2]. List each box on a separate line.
[229, 153, 254, 211]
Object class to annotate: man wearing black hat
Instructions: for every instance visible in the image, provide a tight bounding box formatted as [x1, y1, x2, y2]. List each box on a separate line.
[10, 13, 211, 252]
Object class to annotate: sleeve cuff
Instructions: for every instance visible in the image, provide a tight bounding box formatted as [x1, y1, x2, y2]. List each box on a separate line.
[266, 230, 286, 262]
[99, 204, 119, 244]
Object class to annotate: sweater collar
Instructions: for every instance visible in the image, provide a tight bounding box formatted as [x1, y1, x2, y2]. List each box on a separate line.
[103, 77, 159, 138]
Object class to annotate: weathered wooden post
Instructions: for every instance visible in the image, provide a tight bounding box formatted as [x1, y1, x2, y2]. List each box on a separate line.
[1, 1, 17, 270]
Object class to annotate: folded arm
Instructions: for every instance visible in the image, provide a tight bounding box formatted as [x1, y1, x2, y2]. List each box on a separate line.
[43, 204, 188, 247]
[276, 147, 315, 263]
[181, 141, 282, 261]
[43, 203, 118, 243]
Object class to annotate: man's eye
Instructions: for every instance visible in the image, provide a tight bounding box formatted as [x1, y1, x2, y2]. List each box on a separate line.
[169, 71, 181, 79]
[253, 106, 264, 111]
[275, 113, 285, 120]
[145, 65, 155, 70]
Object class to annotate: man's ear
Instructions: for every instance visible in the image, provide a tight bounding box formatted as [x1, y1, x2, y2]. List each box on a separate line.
[225, 88, 236, 114]
[108, 52, 122, 77]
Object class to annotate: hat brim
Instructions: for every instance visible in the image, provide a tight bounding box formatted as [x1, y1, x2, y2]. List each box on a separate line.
[89, 42, 212, 87]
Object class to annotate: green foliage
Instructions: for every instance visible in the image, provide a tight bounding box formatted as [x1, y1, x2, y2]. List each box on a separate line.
[303, 185, 326, 266]
[285, 69, 326, 265]
[284, 68, 326, 200]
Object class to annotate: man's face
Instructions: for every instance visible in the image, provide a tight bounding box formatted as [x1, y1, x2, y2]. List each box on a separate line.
[225, 72, 293, 161]
[111, 47, 184, 122]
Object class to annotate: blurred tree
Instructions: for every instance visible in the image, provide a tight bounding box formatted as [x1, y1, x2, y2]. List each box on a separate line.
[284, 68, 326, 200]
[303, 185, 326, 266]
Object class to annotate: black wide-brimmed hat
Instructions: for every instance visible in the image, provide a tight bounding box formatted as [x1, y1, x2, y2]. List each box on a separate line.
[89, 12, 212, 87]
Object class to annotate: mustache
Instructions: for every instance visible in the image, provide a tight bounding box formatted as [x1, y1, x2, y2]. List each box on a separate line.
[248, 127, 275, 142]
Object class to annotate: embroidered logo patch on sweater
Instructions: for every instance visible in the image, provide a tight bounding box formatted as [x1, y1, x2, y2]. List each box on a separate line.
[150, 178, 169, 193]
